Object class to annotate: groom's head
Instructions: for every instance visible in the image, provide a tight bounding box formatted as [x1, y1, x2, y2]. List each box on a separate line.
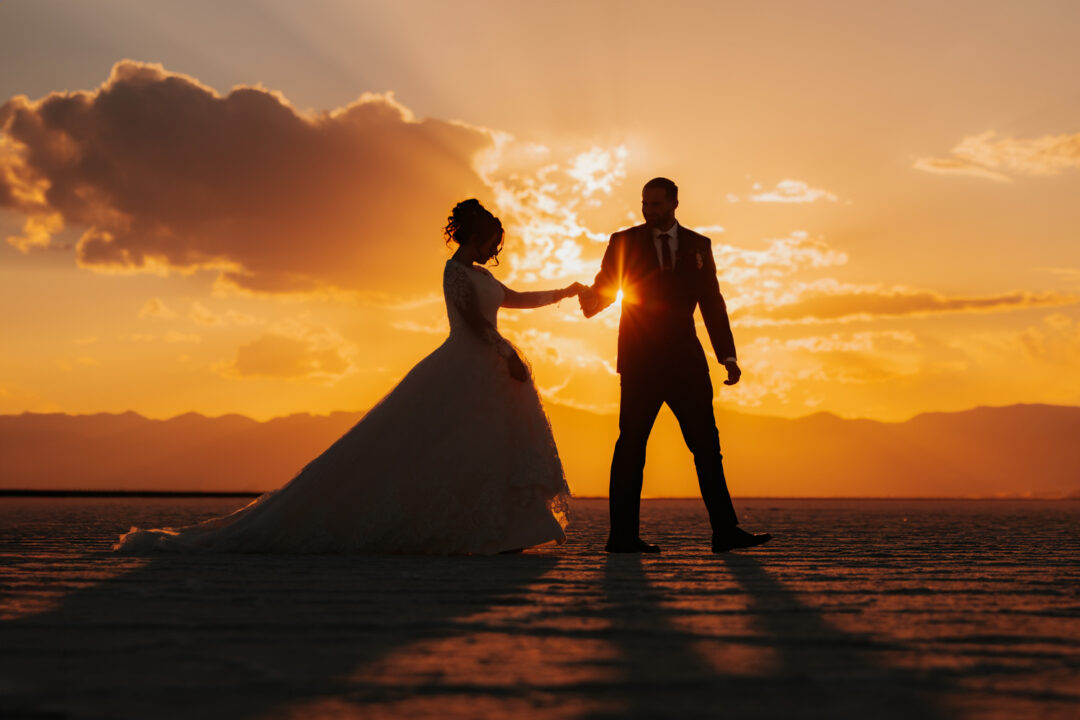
[642, 177, 678, 229]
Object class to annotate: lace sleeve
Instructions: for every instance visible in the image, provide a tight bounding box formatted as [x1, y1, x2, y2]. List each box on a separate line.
[498, 283, 560, 309]
[444, 261, 514, 357]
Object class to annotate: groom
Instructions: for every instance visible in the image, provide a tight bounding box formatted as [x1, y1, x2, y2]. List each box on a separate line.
[580, 177, 771, 554]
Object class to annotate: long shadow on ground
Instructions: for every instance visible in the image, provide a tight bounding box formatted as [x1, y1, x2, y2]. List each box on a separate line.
[721, 552, 948, 718]
[588, 552, 950, 719]
[0, 551, 558, 719]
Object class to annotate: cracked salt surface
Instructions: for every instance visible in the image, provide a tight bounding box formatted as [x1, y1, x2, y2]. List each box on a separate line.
[0, 497, 1077, 719]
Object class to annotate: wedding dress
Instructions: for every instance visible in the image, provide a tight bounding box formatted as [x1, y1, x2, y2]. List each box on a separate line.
[115, 259, 570, 554]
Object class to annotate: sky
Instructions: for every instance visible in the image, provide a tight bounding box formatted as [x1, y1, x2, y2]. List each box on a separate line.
[2, 0, 1079, 424]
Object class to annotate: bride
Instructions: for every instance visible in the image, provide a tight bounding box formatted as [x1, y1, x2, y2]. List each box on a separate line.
[116, 199, 581, 554]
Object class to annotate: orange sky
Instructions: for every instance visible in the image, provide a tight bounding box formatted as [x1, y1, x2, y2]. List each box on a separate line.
[2, 0, 1079, 430]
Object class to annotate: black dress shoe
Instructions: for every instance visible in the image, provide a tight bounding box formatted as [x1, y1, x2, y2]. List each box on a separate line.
[712, 527, 772, 553]
[605, 537, 661, 553]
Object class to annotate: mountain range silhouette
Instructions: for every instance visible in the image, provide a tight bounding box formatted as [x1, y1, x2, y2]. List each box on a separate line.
[2, 404, 1077, 499]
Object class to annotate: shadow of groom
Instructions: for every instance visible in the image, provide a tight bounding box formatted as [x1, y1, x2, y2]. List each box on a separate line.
[720, 553, 948, 719]
[589, 552, 949, 720]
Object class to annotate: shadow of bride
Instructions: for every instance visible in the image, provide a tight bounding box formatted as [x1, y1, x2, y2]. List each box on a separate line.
[0, 550, 559, 719]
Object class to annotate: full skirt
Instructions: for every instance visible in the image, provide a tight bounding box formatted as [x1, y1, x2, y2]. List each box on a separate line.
[115, 335, 570, 555]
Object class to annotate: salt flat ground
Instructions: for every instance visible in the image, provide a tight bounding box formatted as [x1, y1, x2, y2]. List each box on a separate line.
[0, 497, 1077, 719]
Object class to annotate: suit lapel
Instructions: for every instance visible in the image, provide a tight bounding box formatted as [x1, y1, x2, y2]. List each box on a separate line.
[638, 225, 660, 271]
[673, 223, 693, 275]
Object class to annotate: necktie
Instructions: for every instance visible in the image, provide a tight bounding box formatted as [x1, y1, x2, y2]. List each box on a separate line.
[659, 233, 672, 271]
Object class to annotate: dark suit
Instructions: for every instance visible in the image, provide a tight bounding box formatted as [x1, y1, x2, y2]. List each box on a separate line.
[587, 223, 739, 540]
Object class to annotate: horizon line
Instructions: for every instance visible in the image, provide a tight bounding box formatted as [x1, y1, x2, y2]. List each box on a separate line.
[2, 490, 1074, 501]
[3, 400, 1078, 426]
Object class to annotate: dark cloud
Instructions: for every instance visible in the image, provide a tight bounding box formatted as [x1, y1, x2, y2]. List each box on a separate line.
[0, 61, 493, 295]
[741, 287, 1079, 324]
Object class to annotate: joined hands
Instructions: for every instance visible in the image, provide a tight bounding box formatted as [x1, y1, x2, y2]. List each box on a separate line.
[578, 286, 603, 318]
[559, 282, 586, 301]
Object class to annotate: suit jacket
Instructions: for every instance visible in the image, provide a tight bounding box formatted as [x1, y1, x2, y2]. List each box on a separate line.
[588, 223, 736, 375]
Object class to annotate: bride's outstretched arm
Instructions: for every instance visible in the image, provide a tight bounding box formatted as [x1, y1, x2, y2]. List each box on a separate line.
[500, 282, 585, 309]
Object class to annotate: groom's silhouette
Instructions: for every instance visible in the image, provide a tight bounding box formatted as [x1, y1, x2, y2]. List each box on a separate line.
[580, 177, 771, 553]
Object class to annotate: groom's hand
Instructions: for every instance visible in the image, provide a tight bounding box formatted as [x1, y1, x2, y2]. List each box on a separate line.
[579, 287, 601, 317]
[723, 360, 741, 386]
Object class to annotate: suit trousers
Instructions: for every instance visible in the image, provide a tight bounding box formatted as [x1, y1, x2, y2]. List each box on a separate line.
[609, 365, 739, 540]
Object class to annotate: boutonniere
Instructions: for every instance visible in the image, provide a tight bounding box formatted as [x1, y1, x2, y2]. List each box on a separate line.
[695, 251, 704, 270]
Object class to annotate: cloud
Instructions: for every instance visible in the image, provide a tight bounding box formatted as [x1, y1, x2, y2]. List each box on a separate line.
[915, 130, 1080, 181]
[715, 231, 848, 292]
[188, 302, 224, 327]
[1017, 313, 1080, 366]
[390, 319, 447, 335]
[944, 314, 1080, 403]
[691, 224, 725, 235]
[0, 61, 493, 296]
[713, 235, 1079, 331]
[482, 142, 628, 283]
[188, 302, 259, 327]
[563, 146, 628, 197]
[738, 281, 1079, 325]
[1039, 267, 1080, 284]
[503, 327, 615, 373]
[219, 320, 353, 380]
[716, 342, 797, 408]
[775, 331, 922, 385]
[779, 330, 918, 354]
[744, 179, 839, 203]
[724, 332, 929, 412]
[164, 331, 201, 344]
[5, 211, 62, 252]
[138, 297, 177, 319]
[911, 156, 1012, 182]
[223, 333, 349, 379]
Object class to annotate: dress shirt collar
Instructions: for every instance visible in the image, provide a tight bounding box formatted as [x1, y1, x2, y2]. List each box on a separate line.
[652, 222, 679, 241]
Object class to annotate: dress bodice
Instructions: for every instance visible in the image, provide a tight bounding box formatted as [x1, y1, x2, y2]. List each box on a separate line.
[444, 260, 505, 337]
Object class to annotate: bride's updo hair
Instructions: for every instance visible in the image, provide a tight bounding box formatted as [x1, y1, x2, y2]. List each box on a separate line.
[444, 199, 504, 264]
